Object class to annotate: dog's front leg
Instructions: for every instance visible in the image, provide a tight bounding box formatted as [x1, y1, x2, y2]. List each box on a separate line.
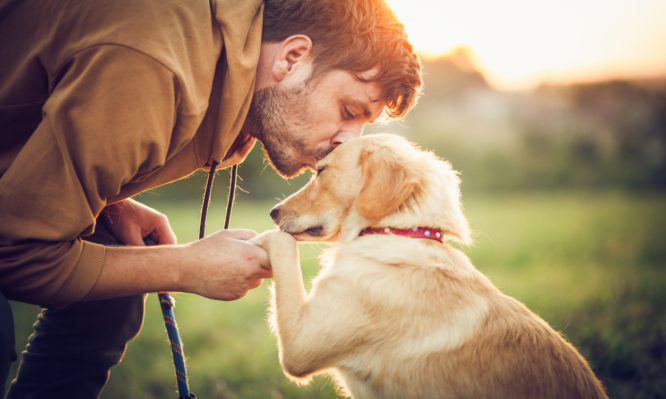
[251, 230, 314, 376]
[252, 229, 307, 305]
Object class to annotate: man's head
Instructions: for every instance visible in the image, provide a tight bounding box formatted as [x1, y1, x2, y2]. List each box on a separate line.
[245, 0, 422, 177]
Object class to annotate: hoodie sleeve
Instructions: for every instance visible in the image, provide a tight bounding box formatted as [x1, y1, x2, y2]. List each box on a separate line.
[0, 45, 178, 307]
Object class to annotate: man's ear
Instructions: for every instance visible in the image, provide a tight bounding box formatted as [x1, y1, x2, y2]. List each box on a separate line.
[271, 35, 313, 82]
[356, 145, 419, 221]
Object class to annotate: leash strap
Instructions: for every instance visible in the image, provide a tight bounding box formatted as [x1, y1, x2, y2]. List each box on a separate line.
[157, 161, 238, 398]
[158, 292, 195, 399]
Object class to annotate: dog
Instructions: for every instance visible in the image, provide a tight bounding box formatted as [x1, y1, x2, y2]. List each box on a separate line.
[252, 133, 608, 399]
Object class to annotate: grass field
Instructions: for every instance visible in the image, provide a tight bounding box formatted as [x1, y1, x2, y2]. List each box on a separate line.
[7, 191, 666, 398]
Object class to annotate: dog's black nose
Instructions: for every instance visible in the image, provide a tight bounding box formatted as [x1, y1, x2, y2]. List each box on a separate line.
[270, 207, 280, 221]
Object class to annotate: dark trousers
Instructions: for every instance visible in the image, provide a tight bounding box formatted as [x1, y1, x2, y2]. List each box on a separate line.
[0, 292, 17, 399]
[3, 220, 146, 399]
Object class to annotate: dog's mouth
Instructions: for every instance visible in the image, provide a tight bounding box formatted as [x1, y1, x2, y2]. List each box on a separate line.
[291, 225, 323, 237]
[280, 224, 329, 241]
[274, 211, 339, 241]
[303, 226, 324, 236]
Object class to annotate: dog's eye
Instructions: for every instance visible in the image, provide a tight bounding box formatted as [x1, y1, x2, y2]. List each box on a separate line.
[316, 166, 327, 176]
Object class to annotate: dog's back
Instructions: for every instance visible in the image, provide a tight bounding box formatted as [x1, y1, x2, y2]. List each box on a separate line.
[443, 297, 608, 399]
[327, 237, 607, 399]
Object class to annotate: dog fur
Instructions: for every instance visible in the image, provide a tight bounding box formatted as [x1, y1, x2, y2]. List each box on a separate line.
[252, 133, 608, 399]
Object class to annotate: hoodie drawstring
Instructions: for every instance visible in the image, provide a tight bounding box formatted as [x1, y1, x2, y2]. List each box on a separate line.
[200, 162, 238, 237]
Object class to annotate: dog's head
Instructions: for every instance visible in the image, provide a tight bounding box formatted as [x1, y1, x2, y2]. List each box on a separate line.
[270, 133, 471, 244]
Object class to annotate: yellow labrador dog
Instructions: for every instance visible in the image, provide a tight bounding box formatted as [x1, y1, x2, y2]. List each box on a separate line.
[252, 134, 607, 399]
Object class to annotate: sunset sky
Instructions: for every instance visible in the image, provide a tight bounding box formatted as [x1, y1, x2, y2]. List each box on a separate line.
[386, 0, 666, 90]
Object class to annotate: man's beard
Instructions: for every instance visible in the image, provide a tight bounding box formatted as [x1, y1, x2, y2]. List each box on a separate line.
[246, 86, 329, 178]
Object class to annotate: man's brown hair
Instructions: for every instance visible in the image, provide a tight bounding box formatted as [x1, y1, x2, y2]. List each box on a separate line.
[262, 0, 422, 118]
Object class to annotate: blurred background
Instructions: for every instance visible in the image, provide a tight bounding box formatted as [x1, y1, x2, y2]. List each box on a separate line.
[7, 0, 666, 398]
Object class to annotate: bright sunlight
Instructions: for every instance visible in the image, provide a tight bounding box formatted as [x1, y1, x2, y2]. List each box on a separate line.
[387, 0, 666, 90]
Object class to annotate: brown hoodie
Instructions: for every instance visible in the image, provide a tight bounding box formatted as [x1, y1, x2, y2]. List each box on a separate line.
[0, 0, 264, 307]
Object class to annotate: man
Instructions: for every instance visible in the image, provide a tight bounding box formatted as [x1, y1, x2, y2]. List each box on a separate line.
[0, 0, 421, 396]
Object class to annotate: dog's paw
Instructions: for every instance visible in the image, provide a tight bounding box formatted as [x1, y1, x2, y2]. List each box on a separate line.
[250, 229, 279, 248]
[251, 229, 297, 254]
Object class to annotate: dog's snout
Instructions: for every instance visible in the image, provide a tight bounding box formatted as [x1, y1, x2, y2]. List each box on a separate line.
[270, 206, 280, 222]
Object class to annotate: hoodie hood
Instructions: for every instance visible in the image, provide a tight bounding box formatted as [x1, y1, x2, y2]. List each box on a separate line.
[197, 0, 264, 166]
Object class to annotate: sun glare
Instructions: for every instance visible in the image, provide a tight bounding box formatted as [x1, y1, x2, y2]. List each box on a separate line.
[387, 0, 666, 90]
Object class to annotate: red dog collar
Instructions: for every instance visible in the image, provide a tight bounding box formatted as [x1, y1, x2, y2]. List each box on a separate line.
[359, 226, 445, 243]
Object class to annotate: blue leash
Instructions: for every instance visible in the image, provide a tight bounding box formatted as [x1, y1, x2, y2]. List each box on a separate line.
[156, 162, 237, 399]
[158, 292, 195, 399]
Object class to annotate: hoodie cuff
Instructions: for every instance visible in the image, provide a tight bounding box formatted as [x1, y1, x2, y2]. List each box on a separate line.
[50, 241, 106, 308]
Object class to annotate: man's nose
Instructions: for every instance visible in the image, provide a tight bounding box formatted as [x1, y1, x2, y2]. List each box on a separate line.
[331, 130, 362, 147]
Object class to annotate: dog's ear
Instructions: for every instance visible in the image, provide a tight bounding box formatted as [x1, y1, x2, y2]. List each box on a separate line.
[356, 144, 419, 220]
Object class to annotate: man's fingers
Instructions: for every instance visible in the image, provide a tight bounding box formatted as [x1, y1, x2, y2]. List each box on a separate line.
[260, 268, 273, 278]
[125, 227, 147, 246]
[153, 225, 177, 245]
[249, 278, 264, 290]
[220, 229, 258, 240]
[254, 244, 271, 273]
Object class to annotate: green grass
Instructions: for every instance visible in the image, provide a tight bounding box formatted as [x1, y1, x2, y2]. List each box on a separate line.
[7, 191, 666, 398]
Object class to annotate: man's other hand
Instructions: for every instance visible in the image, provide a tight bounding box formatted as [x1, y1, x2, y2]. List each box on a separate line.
[102, 198, 177, 246]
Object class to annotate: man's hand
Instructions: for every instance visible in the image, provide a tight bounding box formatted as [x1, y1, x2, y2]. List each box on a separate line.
[180, 229, 272, 300]
[87, 222, 271, 302]
[102, 198, 177, 246]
